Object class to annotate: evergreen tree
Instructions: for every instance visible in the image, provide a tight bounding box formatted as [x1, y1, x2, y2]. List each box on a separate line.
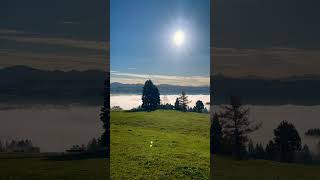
[301, 144, 312, 164]
[266, 140, 277, 160]
[100, 78, 110, 157]
[210, 113, 222, 154]
[194, 100, 205, 113]
[142, 80, 160, 111]
[0, 140, 3, 152]
[255, 143, 266, 159]
[219, 96, 261, 160]
[87, 138, 99, 152]
[174, 98, 180, 110]
[178, 91, 191, 112]
[247, 140, 255, 158]
[273, 121, 301, 162]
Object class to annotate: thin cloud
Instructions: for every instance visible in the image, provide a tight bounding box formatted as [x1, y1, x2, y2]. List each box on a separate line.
[0, 50, 108, 71]
[0, 35, 108, 51]
[62, 21, 80, 25]
[212, 47, 320, 78]
[0, 28, 26, 35]
[111, 72, 209, 86]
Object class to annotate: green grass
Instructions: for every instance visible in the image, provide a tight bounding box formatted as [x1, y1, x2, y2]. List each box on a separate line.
[213, 156, 320, 180]
[0, 153, 108, 180]
[111, 110, 320, 180]
[110, 110, 210, 179]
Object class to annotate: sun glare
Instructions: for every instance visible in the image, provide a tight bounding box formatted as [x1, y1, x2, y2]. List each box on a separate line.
[173, 30, 185, 47]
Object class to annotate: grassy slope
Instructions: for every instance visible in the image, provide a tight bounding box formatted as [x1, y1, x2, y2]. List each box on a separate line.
[111, 110, 320, 180]
[110, 110, 210, 179]
[0, 153, 108, 180]
[213, 156, 320, 180]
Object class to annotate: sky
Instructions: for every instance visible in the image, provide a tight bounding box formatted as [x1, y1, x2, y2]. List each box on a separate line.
[212, 0, 320, 78]
[0, 0, 108, 71]
[110, 0, 210, 86]
[1, 0, 320, 79]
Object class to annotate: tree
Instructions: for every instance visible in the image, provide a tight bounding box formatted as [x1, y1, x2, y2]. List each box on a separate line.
[194, 100, 205, 113]
[219, 96, 261, 160]
[265, 140, 277, 160]
[247, 140, 255, 158]
[210, 113, 222, 154]
[100, 78, 110, 157]
[87, 138, 99, 152]
[174, 98, 180, 110]
[0, 140, 3, 152]
[273, 121, 301, 162]
[255, 143, 266, 159]
[301, 144, 312, 164]
[178, 91, 191, 112]
[142, 80, 160, 111]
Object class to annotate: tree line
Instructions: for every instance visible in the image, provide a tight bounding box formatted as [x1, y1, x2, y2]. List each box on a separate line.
[305, 128, 320, 137]
[128, 80, 208, 113]
[211, 96, 319, 164]
[67, 78, 109, 156]
[0, 139, 40, 153]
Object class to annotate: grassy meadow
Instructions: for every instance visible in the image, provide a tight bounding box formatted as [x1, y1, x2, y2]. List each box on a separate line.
[110, 110, 210, 179]
[111, 110, 320, 180]
[213, 156, 320, 180]
[0, 153, 108, 180]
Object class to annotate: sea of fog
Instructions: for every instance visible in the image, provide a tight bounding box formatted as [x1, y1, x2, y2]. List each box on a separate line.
[112, 94, 320, 152]
[0, 105, 103, 152]
[111, 94, 211, 110]
[213, 105, 320, 153]
[0, 98, 319, 153]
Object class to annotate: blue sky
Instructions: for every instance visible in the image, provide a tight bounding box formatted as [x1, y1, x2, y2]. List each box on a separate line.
[110, 0, 210, 85]
[1, 0, 320, 80]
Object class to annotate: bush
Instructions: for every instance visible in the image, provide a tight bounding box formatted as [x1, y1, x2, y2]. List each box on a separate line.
[111, 106, 123, 111]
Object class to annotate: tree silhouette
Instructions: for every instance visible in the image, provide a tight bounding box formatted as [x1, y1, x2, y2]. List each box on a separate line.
[87, 138, 99, 152]
[266, 140, 277, 160]
[273, 121, 301, 162]
[142, 80, 160, 111]
[301, 144, 312, 164]
[194, 100, 205, 113]
[174, 98, 180, 110]
[0, 141, 3, 152]
[178, 91, 191, 112]
[247, 140, 255, 158]
[218, 96, 261, 160]
[210, 113, 222, 154]
[100, 78, 110, 157]
[255, 143, 266, 159]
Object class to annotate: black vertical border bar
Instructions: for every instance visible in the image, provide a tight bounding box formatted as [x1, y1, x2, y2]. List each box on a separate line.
[210, 0, 216, 179]
[106, 0, 110, 179]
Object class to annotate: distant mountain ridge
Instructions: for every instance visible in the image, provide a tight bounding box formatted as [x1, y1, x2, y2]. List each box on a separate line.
[0, 65, 320, 105]
[0, 65, 106, 105]
[111, 82, 210, 95]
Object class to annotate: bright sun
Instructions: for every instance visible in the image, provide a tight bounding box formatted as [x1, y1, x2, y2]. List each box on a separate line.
[173, 30, 185, 47]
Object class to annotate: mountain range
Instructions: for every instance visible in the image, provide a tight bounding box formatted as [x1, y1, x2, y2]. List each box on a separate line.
[0, 66, 319, 105]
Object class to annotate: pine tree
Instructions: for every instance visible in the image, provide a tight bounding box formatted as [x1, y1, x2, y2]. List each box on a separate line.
[178, 91, 191, 112]
[210, 113, 222, 154]
[302, 144, 312, 164]
[247, 140, 255, 158]
[100, 78, 110, 157]
[174, 98, 180, 110]
[266, 140, 277, 160]
[194, 100, 205, 113]
[219, 96, 261, 160]
[142, 80, 160, 111]
[273, 121, 301, 162]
